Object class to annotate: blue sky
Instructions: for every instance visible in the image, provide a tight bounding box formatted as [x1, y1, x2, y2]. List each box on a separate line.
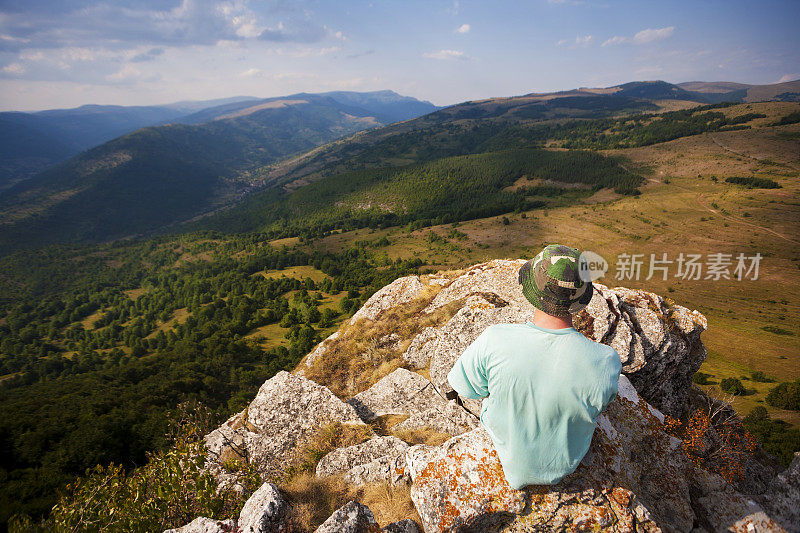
[0, 0, 798, 111]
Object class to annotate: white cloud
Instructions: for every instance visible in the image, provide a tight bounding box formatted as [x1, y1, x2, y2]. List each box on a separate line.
[456, 24, 470, 34]
[632, 26, 675, 44]
[778, 74, 799, 83]
[601, 35, 626, 47]
[2, 62, 25, 74]
[557, 35, 594, 48]
[239, 68, 261, 77]
[423, 49, 469, 60]
[106, 64, 141, 82]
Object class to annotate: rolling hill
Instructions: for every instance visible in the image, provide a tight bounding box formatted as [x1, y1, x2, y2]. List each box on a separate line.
[0, 97, 259, 189]
[0, 92, 438, 253]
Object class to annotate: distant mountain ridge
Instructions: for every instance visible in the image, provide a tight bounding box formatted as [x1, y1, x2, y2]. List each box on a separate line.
[0, 79, 795, 255]
[0, 91, 439, 253]
[0, 91, 437, 189]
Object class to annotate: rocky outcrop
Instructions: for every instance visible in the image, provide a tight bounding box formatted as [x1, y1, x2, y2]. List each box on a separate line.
[316, 436, 409, 485]
[759, 453, 800, 532]
[347, 368, 448, 421]
[350, 275, 425, 324]
[188, 259, 795, 533]
[205, 371, 366, 480]
[578, 285, 708, 418]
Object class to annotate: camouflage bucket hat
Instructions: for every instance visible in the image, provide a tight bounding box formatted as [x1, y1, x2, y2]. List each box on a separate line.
[518, 244, 593, 318]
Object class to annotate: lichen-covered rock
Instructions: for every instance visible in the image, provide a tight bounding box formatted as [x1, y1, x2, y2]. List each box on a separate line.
[317, 436, 409, 485]
[579, 284, 708, 418]
[163, 517, 236, 533]
[314, 500, 379, 533]
[348, 368, 448, 421]
[758, 453, 800, 532]
[401, 326, 438, 369]
[423, 260, 530, 312]
[350, 275, 425, 324]
[405, 375, 695, 533]
[393, 400, 479, 436]
[205, 371, 366, 480]
[238, 481, 289, 533]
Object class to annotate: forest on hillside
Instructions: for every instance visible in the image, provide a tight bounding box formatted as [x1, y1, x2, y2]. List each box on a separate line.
[0, 237, 422, 524]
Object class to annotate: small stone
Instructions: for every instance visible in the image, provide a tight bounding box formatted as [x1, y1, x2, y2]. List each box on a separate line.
[163, 517, 236, 533]
[237, 482, 289, 533]
[314, 500, 379, 533]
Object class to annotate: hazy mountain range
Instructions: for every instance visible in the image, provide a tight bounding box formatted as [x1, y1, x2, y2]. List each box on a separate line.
[0, 79, 797, 255]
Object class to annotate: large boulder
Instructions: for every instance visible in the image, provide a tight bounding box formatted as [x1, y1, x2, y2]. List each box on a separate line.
[405, 375, 696, 532]
[316, 436, 409, 485]
[393, 401, 479, 437]
[347, 368, 448, 421]
[350, 275, 425, 324]
[238, 482, 289, 533]
[578, 284, 707, 418]
[205, 371, 366, 480]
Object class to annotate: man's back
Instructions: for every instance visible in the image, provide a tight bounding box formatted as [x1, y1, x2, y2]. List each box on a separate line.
[447, 321, 622, 489]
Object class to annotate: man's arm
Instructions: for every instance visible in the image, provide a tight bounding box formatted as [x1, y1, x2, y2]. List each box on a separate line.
[447, 329, 490, 399]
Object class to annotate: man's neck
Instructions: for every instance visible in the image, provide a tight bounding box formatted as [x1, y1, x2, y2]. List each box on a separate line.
[532, 310, 573, 330]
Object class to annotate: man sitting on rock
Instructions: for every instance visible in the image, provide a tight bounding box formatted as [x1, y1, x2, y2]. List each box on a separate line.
[447, 244, 622, 489]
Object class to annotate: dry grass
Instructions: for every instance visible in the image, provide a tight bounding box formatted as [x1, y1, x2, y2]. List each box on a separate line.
[278, 420, 420, 531]
[283, 422, 374, 480]
[368, 414, 410, 436]
[392, 427, 453, 447]
[281, 474, 420, 532]
[304, 285, 466, 398]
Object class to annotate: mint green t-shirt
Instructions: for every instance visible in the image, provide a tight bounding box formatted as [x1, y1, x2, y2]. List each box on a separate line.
[447, 322, 621, 489]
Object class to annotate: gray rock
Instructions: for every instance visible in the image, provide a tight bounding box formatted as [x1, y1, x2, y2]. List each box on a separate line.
[344, 452, 408, 486]
[314, 500, 379, 533]
[350, 275, 425, 324]
[163, 517, 236, 533]
[393, 401, 478, 436]
[347, 368, 448, 421]
[759, 452, 800, 532]
[401, 326, 438, 369]
[206, 371, 366, 480]
[579, 284, 708, 418]
[237, 482, 289, 533]
[316, 436, 409, 486]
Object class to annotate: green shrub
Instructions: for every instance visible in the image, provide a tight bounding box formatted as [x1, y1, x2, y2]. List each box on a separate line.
[693, 372, 711, 385]
[766, 380, 800, 411]
[743, 406, 800, 466]
[750, 371, 775, 383]
[720, 377, 747, 395]
[762, 325, 793, 336]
